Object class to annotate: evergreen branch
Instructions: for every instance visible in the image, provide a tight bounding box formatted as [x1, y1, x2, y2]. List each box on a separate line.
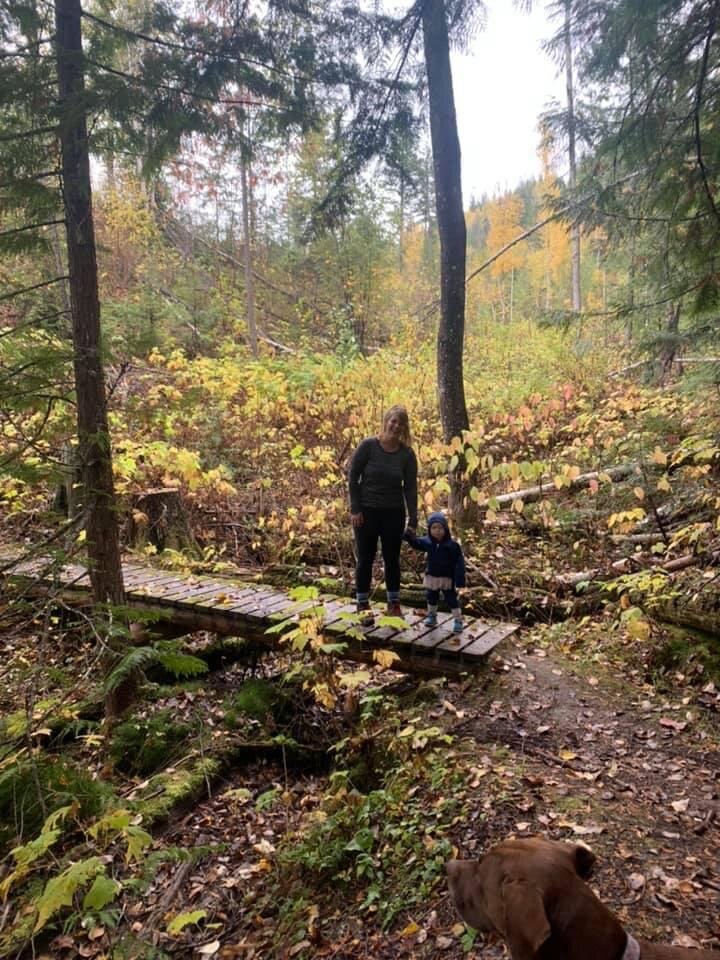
[0, 309, 70, 339]
[0, 125, 57, 143]
[81, 10, 310, 83]
[0, 276, 69, 302]
[0, 219, 65, 239]
[0, 170, 60, 190]
[87, 58, 280, 111]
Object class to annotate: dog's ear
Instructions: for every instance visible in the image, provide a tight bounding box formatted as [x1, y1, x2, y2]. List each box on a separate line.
[571, 843, 596, 879]
[446, 860, 493, 932]
[500, 878, 551, 960]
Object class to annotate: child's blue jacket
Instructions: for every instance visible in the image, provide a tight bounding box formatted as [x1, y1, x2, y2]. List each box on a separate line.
[403, 511, 466, 587]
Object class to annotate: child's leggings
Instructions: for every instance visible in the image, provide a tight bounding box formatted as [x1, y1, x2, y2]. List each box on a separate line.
[426, 588, 459, 611]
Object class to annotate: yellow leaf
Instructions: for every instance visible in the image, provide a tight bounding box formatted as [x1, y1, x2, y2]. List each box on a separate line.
[626, 619, 650, 641]
[373, 649, 401, 669]
[512, 498, 525, 513]
[633, 486, 645, 500]
[656, 475, 671, 492]
[652, 446, 668, 465]
[400, 922, 420, 938]
[559, 749, 577, 761]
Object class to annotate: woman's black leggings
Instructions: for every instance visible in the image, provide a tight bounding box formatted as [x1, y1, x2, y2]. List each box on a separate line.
[354, 507, 406, 595]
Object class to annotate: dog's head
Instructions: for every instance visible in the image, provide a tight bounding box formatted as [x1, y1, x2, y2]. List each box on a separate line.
[446, 837, 597, 959]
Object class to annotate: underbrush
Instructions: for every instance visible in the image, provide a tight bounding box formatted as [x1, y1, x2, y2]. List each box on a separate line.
[262, 700, 464, 946]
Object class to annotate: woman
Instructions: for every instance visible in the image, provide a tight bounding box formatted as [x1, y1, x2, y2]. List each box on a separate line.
[348, 405, 418, 623]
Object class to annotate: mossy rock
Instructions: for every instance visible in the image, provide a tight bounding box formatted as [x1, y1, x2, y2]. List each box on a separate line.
[110, 710, 192, 776]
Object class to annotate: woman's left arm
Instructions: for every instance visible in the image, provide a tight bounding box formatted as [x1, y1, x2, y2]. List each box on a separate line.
[403, 446, 419, 530]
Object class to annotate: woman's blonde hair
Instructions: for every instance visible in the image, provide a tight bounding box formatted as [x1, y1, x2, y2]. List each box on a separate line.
[381, 404, 412, 445]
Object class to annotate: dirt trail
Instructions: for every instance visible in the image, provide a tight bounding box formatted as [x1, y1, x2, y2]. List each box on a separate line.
[435, 636, 720, 957]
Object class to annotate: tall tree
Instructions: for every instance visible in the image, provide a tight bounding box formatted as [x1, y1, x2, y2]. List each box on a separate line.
[421, 0, 469, 441]
[55, 0, 124, 610]
[562, 0, 581, 313]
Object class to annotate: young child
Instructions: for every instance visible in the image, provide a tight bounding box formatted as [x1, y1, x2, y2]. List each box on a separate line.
[403, 511, 466, 634]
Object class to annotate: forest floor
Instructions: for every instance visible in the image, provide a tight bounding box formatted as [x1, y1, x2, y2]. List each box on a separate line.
[13, 609, 716, 960]
[148, 624, 720, 960]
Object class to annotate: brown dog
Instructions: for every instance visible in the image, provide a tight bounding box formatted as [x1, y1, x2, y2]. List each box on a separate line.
[446, 836, 716, 960]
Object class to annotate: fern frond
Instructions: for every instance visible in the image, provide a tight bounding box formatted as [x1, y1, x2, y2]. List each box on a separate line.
[155, 651, 208, 680]
[104, 646, 158, 694]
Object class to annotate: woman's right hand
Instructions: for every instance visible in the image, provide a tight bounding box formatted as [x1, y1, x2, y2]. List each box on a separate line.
[350, 512, 364, 528]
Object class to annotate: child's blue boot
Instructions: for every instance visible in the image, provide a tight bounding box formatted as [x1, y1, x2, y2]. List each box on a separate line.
[452, 618, 464, 634]
[424, 610, 437, 627]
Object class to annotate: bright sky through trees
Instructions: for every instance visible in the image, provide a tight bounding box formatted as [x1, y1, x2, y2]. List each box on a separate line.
[452, 0, 564, 202]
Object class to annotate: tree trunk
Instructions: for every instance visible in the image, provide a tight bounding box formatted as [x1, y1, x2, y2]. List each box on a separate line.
[565, 0, 581, 314]
[55, 0, 130, 717]
[240, 146, 258, 359]
[659, 302, 680, 383]
[421, 0, 469, 444]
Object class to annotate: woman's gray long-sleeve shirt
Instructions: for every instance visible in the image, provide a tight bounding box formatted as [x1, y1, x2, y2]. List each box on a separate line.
[348, 438, 418, 527]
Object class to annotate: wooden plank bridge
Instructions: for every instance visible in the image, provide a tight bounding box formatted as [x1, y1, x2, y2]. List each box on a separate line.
[3, 553, 520, 676]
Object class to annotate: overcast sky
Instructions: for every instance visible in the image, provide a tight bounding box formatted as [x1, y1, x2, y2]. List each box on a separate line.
[451, 0, 566, 203]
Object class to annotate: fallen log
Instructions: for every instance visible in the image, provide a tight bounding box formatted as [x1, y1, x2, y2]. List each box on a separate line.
[483, 462, 640, 511]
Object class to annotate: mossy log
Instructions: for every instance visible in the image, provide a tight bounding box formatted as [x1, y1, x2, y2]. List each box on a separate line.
[650, 595, 720, 637]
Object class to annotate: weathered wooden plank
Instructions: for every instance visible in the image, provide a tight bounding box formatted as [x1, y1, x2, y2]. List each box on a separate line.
[433, 618, 498, 655]
[322, 601, 366, 632]
[213, 591, 291, 622]
[409, 615, 460, 652]
[460, 622, 519, 660]
[266, 598, 323, 622]
[364, 610, 429, 648]
[149, 581, 235, 603]
[181, 585, 260, 610]
[46, 563, 91, 586]
[122, 568, 183, 588]
[125, 574, 189, 594]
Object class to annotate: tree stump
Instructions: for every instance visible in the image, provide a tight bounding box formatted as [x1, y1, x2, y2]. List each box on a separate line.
[129, 488, 197, 553]
[52, 441, 82, 518]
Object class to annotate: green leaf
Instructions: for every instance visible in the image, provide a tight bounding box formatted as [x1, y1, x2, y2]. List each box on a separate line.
[83, 873, 121, 911]
[167, 909, 207, 936]
[288, 585, 320, 601]
[88, 808, 132, 839]
[256, 788, 280, 811]
[319, 642, 348, 654]
[34, 857, 104, 932]
[124, 825, 152, 863]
